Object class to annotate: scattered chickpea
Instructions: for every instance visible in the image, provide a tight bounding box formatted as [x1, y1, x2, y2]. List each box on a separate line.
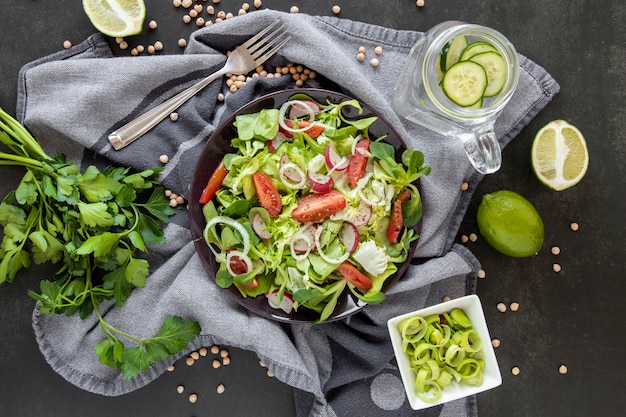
[167, 364, 175, 371]
[242, 3, 250, 11]
[189, 9, 198, 18]
[196, 17, 205, 27]
[290, 6, 299, 13]
[551, 246, 561, 255]
[477, 269, 486, 279]
[217, 92, 225, 101]
[266, 369, 275, 377]
[259, 359, 266, 367]
[370, 58, 380, 67]
[226, 12, 234, 19]
[570, 222, 579, 231]
[211, 345, 220, 354]
[254, 0, 262, 8]
[176, 385, 185, 394]
[511, 366, 520, 376]
[149, 20, 157, 30]
[176, 195, 185, 205]
[212, 359, 221, 369]
[131, 48, 139, 56]
[496, 302, 507, 313]
[185, 357, 194, 366]
[63, 40, 72, 49]
[416, 0, 425, 7]
[222, 356, 231, 365]
[356, 52, 365, 61]
[238, 8, 247, 15]
[182, 0, 192, 7]
[190, 351, 200, 360]
[491, 338, 501, 348]
[136, 45, 145, 53]
[194, 4, 203, 13]
[461, 181, 469, 191]
[159, 154, 169, 164]
[173, 0, 182, 7]
[469, 233, 478, 242]
[188, 393, 198, 403]
[332, 5, 341, 14]
[216, 384, 225, 394]
[510, 302, 520, 312]
[170, 193, 178, 200]
[169, 199, 178, 208]
[205, 20, 214, 26]
[217, 10, 226, 19]
[154, 41, 163, 51]
[442, 295, 451, 302]
[553, 263, 562, 273]
[460, 234, 469, 243]
[119, 41, 128, 50]
[559, 364, 568, 374]
[199, 347, 208, 356]
[374, 46, 383, 55]
[178, 38, 187, 48]
[183, 14, 192, 24]
[212, 0, 221, 3]
[220, 349, 229, 358]
[147, 45, 156, 54]
[206, 5, 215, 14]
[164, 189, 173, 197]
[115, 37, 124, 44]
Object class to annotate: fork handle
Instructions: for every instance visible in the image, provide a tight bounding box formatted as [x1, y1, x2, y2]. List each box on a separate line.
[108, 67, 228, 150]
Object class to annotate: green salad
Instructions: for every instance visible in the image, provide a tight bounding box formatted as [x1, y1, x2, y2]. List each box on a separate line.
[199, 93, 430, 322]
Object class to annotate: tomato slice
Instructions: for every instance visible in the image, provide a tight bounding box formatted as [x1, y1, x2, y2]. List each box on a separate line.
[280, 120, 325, 139]
[347, 139, 370, 186]
[387, 190, 411, 243]
[252, 172, 282, 218]
[336, 261, 372, 291]
[292, 190, 346, 223]
[199, 160, 229, 204]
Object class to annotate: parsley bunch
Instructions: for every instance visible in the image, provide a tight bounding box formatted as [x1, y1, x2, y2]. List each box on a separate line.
[0, 108, 200, 378]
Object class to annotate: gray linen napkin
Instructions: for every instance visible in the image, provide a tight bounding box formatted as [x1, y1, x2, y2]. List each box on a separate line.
[16, 10, 559, 416]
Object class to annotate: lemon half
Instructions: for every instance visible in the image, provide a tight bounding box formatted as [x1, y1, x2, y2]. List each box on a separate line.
[83, 0, 146, 38]
[531, 120, 589, 191]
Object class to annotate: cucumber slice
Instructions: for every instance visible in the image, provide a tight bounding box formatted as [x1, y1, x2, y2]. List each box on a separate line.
[469, 51, 507, 97]
[460, 42, 499, 61]
[442, 61, 488, 107]
[441, 36, 469, 71]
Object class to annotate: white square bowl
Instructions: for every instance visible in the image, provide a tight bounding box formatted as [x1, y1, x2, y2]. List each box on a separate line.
[387, 294, 502, 410]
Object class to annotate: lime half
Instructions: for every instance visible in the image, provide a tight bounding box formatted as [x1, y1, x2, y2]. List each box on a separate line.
[477, 190, 544, 258]
[83, 0, 146, 37]
[531, 120, 589, 191]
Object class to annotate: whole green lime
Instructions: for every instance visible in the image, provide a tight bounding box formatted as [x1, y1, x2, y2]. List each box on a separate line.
[476, 190, 544, 257]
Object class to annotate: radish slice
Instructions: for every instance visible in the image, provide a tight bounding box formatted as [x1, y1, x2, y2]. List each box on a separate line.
[288, 100, 320, 119]
[340, 222, 360, 253]
[279, 100, 316, 133]
[353, 200, 372, 226]
[265, 290, 294, 314]
[307, 171, 334, 194]
[279, 162, 307, 189]
[324, 146, 349, 171]
[226, 250, 252, 276]
[268, 132, 288, 152]
[251, 212, 271, 239]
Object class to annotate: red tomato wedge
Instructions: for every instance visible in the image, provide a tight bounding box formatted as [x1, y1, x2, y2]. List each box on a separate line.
[280, 120, 325, 139]
[336, 261, 372, 291]
[199, 160, 229, 204]
[347, 139, 370, 186]
[387, 190, 411, 243]
[252, 172, 282, 218]
[292, 190, 346, 223]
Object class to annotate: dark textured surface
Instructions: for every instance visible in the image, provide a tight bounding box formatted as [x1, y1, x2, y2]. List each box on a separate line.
[1, 1, 624, 416]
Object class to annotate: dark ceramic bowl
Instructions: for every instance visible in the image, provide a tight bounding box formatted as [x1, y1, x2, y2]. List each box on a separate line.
[188, 88, 422, 323]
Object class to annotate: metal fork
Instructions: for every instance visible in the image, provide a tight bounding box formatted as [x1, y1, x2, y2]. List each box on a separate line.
[108, 20, 290, 150]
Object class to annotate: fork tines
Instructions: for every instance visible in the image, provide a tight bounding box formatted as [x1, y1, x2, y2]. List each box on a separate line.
[243, 20, 291, 66]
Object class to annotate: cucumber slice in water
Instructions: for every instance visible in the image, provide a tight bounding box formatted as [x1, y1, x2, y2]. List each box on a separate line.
[469, 51, 507, 97]
[441, 36, 469, 71]
[442, 61, 488, 107]
[460, 41, 499, 61]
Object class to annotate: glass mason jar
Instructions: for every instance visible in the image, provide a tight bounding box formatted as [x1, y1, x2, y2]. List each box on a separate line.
[394, 21, 520, 174]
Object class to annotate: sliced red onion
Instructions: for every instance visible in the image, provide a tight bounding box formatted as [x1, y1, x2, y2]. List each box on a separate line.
[279, 162, 306, 189]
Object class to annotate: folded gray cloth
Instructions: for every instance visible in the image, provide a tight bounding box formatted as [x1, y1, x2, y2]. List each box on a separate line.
[17, 10, 559, 416]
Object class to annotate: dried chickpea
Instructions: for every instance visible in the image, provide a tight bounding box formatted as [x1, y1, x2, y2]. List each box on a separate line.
[147, 45, 156, 54]
[196, 17, 205, 27]
[559, 364, 568, 374]
[119, 41, 128, 50]
[461, 181, 469, 191]
[460, 234, 469, 243]
[477, 269, 486, 279]
[217, 10, 226, 19]
[370, 58, 379, 67]
[190, 351, 200, 360]
[259, 359, 266, 367]
[188, 393, 198, 403]
[136, 45, 145, 53]
[159, 154, 169, 164]
[176, 385, 185, 394]
[242, 3, 250, 11]
[496, 302, 507, 313]
[164, 189, 173, 197]
[185, 356, 194, 366]
[176, 195, 185, 205]
[553, 263, 562, 273]
[167, 364, 175, 371]
[178, 38, 187, 47]
[442, 295, 451, 302]
[469, 233, 478, 242]
[194, 4, 203, 13]
[511, 366, 520, 376]
[266, 369, 275, 377]
[551, 246, 561, 255]
[217, 384, 225, 394]
[220, 349, 229, 358]
[199, 347, 208, 356]
[491, 338, 501, 348]
[254, 0, 262, 8]
[416, 0, 425, 6]
[169, 199, 178, 208]
[182, 0, 192, 7]
[222, 356, 231, 365]
[154, 41, 163, 51]
[206, 5, 215, 14]
[356, 52, 365, 61]
[212, 0, 221, 3]
[172, 0, 182, 7]
[149, 20, 157, 30]
[332, 5, 341, 14]
[238, 8, 247, 15]
[226, 12, 234, 19]
[189, 9, 198, 18]
[211, 345, 220, 354]
[290, 6, 299, 13]
[510, 302, 519, 312]
[570, 222, 579, 231]
[63, 40, 72, 49]
[374, 46, 383, 55]
[130, 48, 139, 56]
[212, 359, 221, 369]
[183, 14, 192, 24]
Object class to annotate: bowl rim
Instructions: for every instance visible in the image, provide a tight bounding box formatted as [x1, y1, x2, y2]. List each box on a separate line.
[386, 294, 502, 410]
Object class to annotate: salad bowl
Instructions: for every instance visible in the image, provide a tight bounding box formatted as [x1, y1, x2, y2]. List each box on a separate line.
[188, 88, 425, 323]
